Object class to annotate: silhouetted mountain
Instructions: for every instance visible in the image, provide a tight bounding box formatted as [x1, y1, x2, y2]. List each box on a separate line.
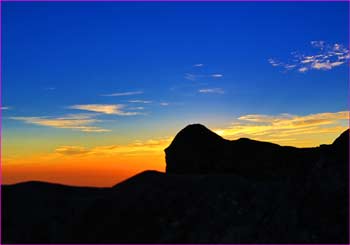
[2, 126, 349, 243]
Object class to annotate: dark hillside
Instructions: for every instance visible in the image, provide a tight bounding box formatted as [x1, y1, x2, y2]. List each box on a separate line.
[2, 126, 348, 243]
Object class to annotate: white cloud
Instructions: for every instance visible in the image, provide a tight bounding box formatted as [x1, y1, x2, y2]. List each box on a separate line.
[160, 102, 169, 106]
[268, 58, 282, 67]
[334, 43, 342, 51]
[69, 104, 141, 116]
[330, 61, 344, 67]
[211, 73, 223, 78]
[311, 61, 345, 70]
[1, 106, 10, 110]
[101, 91, 143, 97]
[198, 88, 225, 94]
[311, 61, 333, 70]
[269, 41, 349, 73]
[185, 63, 224, 81]
[298, 67, 308, 73]
[185, 73, 224, 81]
[10, 114, 110, 132]
[284, 64, 297, 70]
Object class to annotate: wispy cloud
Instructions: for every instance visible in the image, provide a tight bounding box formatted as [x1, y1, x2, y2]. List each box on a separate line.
[198, 88, 225, 94]
[101, 91, 143, 97]
[55, 146, 90, 155]
[160, 102, 169, 106]
[184, 63, 224, 81]
[128, 100, 152, 104]
[185, 73, 224, 81]
[310, 40, 326, 49]
[184, 73, 198, 81]
[69, 104, 141, 116]
[10, 114, 110, 132]
[54, 137, 172, 156]
[213, 111, 348, 147]
[269, 41, 349, 73]
[1, 106, 10, 110]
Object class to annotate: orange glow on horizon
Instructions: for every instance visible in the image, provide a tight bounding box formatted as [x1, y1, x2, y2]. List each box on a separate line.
[2, 111, 348, 187]
[2, 153, 165, 187]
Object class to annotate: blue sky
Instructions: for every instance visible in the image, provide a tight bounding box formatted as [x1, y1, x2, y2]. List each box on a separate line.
[2, 1, 349, 186]
[2, 1, 349, 145]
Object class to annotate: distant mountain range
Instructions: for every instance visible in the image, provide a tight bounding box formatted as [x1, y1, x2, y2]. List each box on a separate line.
[2, 124, 349, 243]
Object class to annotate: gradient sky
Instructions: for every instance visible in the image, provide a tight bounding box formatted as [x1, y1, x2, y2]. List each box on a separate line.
[2, 2, 349, 186]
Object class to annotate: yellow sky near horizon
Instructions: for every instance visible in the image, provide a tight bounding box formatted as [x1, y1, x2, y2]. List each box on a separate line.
[2, 110, 348, 187]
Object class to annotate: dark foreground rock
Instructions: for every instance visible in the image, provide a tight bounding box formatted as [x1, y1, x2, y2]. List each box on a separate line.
[2, 126, 349, 243]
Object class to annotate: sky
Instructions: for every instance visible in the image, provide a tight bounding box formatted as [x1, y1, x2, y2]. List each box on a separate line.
[2, 2, 349, 186]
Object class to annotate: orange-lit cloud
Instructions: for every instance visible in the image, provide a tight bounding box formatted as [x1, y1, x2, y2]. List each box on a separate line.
[55, 146, 90, 155]
[54, 137, 172, 157]
[214, 111, 348, 147]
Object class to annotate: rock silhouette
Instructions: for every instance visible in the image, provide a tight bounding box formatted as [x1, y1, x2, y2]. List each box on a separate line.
[2, 125, 349, 243]
[165, 124, 319, 178]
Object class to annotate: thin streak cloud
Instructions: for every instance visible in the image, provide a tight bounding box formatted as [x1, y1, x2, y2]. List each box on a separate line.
[211, 74, 223, 78]
[198, 88, 225, 94]
[101, 91, 143, 97]
[10, 114, 110, 132]
[128, 100, 152, 104]
[185, 73, 224, 81]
